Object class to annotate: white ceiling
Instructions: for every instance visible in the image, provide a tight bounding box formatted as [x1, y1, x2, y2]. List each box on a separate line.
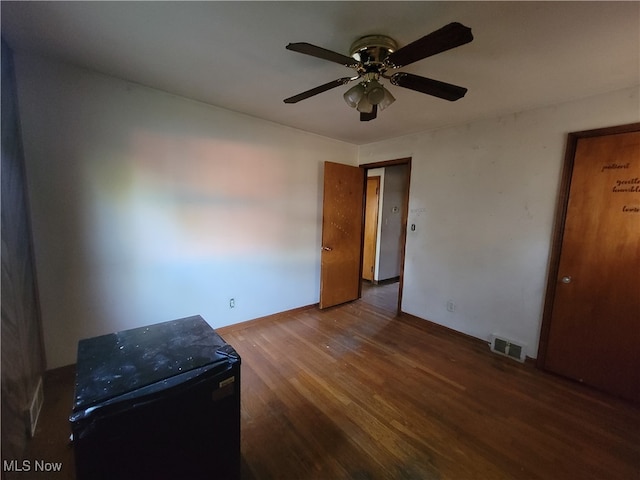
[2, 1, 638, 145]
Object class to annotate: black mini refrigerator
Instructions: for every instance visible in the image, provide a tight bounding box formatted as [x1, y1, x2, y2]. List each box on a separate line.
[70, 315, 240, 480]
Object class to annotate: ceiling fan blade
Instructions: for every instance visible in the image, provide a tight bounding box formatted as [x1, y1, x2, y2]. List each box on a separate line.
[390, 72, 467, 101]
[286, 42, 359, 68]
[386, 22, 473, 68]
[284, 77, 353, 104]
[360, 104, 377, 122]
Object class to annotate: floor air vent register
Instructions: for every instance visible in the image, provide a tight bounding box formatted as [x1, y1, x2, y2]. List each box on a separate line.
[490, 335, 526, 363]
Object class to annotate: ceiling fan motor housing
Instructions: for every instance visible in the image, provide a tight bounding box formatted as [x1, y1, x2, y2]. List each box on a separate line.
[349, 35, 398, 73]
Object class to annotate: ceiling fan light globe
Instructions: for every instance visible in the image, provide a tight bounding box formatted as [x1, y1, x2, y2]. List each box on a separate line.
[343, 83, 365, 108]
[366, 79, 386, 105]
[356, 95, 374, 114]
[378, 88, 396, 111]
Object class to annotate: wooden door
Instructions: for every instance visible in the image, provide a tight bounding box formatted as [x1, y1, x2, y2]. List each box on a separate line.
[362, 176, 380, 281]
[539, 124, 640, 401]
[319, 162, 365, 309]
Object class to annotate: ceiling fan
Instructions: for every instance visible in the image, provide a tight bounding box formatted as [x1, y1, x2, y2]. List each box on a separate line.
[283, 22, 473, 121]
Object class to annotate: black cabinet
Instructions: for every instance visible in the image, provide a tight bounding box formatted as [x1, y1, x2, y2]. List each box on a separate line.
[70, 315, 240, 480]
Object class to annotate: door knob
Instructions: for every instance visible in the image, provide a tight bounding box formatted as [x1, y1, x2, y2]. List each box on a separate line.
[322, 246, 333, 251]
[561, 276, 572, 284]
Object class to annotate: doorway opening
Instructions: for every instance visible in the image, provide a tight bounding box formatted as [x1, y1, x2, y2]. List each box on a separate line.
[360, 158, 411, 315]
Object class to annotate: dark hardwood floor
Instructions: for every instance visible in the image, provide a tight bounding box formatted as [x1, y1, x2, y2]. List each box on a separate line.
[15, 282, 640, 479]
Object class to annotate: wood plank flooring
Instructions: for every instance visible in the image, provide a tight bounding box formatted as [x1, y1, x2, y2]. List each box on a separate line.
[17, 282, 640, 479]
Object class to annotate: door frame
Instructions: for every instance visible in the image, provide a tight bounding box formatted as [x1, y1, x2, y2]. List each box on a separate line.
[536, 122, 640, 367]
[360, 157, 412, 315]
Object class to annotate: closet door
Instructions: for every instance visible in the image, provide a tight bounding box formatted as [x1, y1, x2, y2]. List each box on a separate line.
[539, 124, 640, 401]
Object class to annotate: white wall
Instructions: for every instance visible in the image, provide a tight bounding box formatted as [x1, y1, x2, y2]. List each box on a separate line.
[359, 87, 639, 358]
[15, 54, 357, 369]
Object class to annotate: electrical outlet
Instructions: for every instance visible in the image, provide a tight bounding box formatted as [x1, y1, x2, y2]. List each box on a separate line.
[229, 298, 235, 309]
[446, 300, 455, 312]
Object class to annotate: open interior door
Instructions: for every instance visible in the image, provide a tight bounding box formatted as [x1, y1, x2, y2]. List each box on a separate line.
[362, 176, 380, 282]
[319, 162, 365, 309]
